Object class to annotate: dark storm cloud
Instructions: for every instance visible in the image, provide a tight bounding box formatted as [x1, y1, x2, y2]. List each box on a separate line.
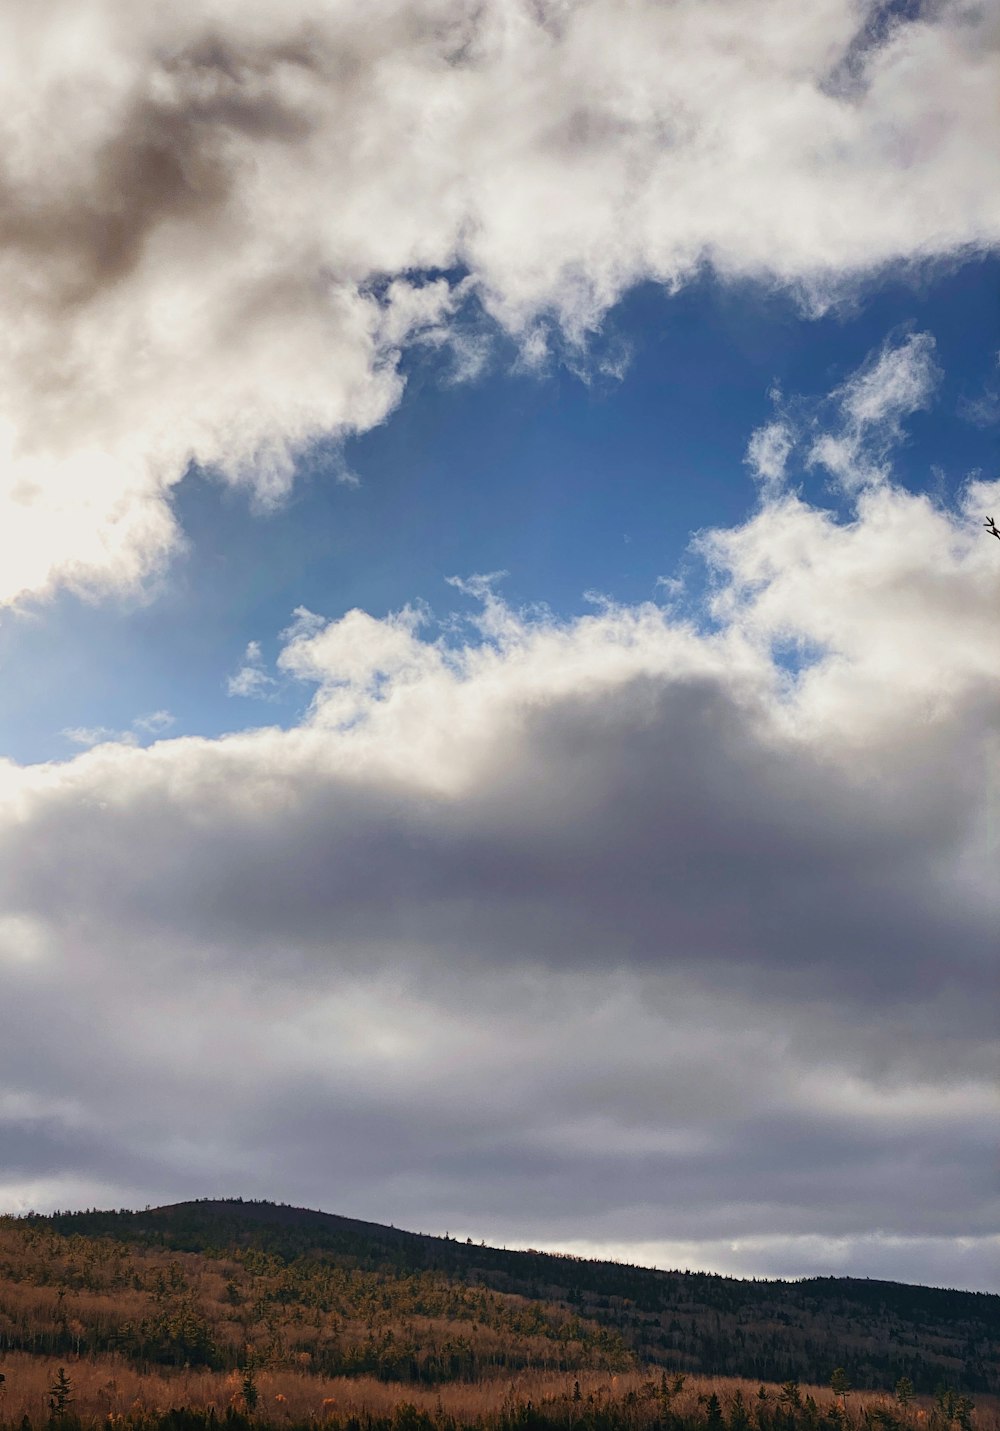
[2, 667, 992, 1023]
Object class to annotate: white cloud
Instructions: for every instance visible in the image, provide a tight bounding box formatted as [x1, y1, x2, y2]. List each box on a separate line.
[959, 350, 1000, 428]
[745, 420, 794, 495]
[226, 639, 277, 698]
[279, 606, 330, 643]
[839, 331, 941, 431]
[62, 725, 132, 749]
[62, 710, 177, 747]
[0, 0, 997, 604]
[809, 330, 941, 489]
[132, 710, 176, 735]
[2, 338, 997, 1272]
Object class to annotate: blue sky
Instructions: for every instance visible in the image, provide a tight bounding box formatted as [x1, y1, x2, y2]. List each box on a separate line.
[0, 0, 998, 1292]
[3, 257, 996, 765]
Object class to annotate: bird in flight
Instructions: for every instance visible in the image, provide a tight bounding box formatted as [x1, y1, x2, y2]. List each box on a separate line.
[985, 516, 1000, 541]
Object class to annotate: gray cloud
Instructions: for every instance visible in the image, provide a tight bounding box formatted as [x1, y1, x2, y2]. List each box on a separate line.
[0, 342, 997, 1287]
[5, 662, 993, 1011]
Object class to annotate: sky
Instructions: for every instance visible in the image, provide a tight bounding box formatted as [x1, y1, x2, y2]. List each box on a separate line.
[0, 0, 998, 1293]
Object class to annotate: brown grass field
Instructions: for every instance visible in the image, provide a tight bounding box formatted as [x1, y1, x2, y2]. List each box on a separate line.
[0, 1358, 996, 1431]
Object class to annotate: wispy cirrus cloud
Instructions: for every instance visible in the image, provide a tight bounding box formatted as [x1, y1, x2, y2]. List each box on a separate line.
[744, 329, 943, 500]
[809, 330, 942, 489]
[745, 419, 794, 496]
[62, 710, 176, 749]
[227, 641, 278, 699]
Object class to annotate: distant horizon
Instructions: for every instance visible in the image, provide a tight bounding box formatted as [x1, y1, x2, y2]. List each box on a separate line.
[16, 1196, 996, 1299]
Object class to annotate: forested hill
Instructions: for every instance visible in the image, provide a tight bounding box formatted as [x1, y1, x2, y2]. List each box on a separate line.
[10, 1199, 999, 1395]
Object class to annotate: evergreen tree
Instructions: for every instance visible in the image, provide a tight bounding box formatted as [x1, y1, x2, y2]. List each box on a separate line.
[830, 1370, 851, 1411]
[706, 1394, 725, 1431]
[729, 1392, 752, 1431]
[240, 1350, 258, 1414]
[47, 1368, 72, 1419]
[779, 1383, 802, 1411]
[895, 1379, 914, 1409]
[933, 1388, 975, 1431]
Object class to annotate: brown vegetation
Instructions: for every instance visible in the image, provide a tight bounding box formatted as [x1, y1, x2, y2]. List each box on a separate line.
[1, 1197, 995, 1431]
[0, 1356, 996, 1431]
[25, 1201, 999, 1398]
[0, 1221, 629, 1382]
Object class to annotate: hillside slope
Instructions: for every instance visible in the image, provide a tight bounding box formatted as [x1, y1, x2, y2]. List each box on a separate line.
[4, 1200, 996, 1395]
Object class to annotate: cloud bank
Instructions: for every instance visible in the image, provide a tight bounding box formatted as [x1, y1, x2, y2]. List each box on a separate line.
[1, 0, 999, 603]
[2, 338, 997, 1287]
